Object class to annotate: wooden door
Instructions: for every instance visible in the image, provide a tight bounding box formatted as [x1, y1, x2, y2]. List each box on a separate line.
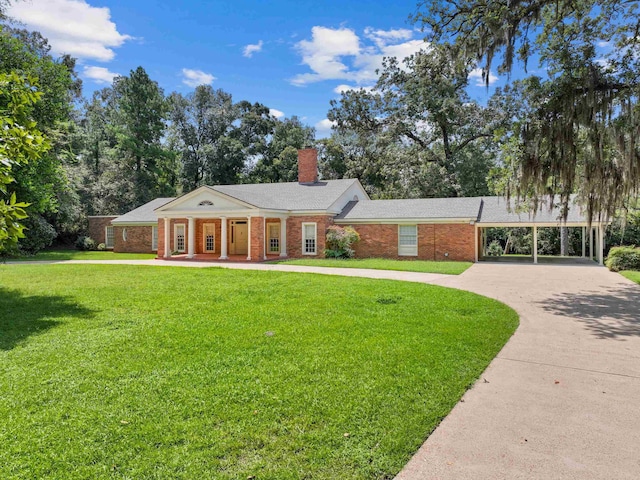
[231, 222, 248, 255]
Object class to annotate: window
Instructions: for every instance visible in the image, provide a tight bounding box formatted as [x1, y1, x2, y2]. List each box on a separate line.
[105, 226, 114, 249]
[152, 226, 158, 251]
[302, 222, 317, 255]
[175, 224, 186, 253]
[398, 225, 418, 256]
[198, 200, 214, 206]
[122, 228, 128, 242]
[203, 223, 215, 253]
[268, 223, 280, 253]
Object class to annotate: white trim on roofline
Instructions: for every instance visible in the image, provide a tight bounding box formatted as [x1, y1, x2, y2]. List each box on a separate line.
[155, 185, 258, 212]
[334, 217, 477, 225]
[110, 221, 157, 226]
[477, 221, 609, 227]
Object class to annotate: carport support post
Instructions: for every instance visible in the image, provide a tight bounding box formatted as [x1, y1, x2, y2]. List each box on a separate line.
[582, 226, 586, 258]
[533, 226, 538, 264]
[589, 227, 594, 260]
[220, 217, 228, 259]
[598, 224, 605, 266]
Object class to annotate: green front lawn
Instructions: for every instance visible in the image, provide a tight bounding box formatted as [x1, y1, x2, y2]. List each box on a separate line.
[275, 258, 472, 275]
[5, 248, 157, 261]
[621, 270, 640, 284]
[0, 264, 516, 479]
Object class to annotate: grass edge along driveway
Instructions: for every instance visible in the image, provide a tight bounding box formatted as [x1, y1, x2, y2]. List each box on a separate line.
[275, 258, 472, 275]
[0, 264, 517, 479]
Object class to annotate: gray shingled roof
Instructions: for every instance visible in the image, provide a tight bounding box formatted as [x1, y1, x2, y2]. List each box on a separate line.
[336, 197, 482, 220]
[112, 198, 175, 224]
[212, 179, 360, 210]
[336, 195, 589, 224]
[478, 195, 588, 224]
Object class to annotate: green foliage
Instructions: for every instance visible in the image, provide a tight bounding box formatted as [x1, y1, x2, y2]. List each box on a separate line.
[74, 235, 96, 251]
[17, 213, 57, 254]
[0, 72, 50, 252]
[0, 264, 516, 478]
[327, 46, 506, 198]
[324, 225, 360, 258]
[605, 246, 640, 272]
[486, 240, 503, 257]
[96, 243, 106, 251]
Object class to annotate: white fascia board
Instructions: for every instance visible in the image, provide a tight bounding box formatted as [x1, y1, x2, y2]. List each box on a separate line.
[477, 221, 595, 227]
[289, 210, 336, 216]
[110, 221, 156, 226]
[334, 217, 476, 224]
[158, 208, 287, 218]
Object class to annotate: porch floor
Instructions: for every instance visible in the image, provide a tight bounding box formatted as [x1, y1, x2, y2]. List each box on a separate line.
[158, 254, 283, 263]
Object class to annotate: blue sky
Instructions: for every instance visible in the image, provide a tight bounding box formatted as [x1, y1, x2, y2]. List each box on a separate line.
[6, 0, 502, 137]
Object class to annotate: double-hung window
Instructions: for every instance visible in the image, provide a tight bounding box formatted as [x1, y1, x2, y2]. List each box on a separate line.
[398, 225, 418, 256]
[105, 226, 114, 249]
[268, 223, 280, 253]
[175, 224, 186, 253]
[302, 222, 317, 255]
[151, 226, 158, 251]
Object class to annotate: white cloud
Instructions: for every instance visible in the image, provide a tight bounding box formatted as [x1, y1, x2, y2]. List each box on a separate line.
[468, 68, 498, 86]
[333, 84, 374, 94]
[83, 65, 118, 84]
[6, 0, 131, 62]
[269, 108, 285, 119]
[243, 40, 264, 58]
[315, 118, 336, 137]
[181, 68, 216, 88]
[291, 26, 427, 86]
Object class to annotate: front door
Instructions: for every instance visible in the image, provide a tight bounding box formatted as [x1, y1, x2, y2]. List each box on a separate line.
[230, 221, 248, 255]
[203, 223, 215, 253]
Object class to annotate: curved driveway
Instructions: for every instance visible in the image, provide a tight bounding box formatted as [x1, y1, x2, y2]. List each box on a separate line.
[16, 259, 640, 478]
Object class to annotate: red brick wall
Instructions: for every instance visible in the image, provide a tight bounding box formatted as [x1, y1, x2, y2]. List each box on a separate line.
[287, 215, 333, 258]
[298, 148, 318, 183]
[346, 222, 475, 262]
[157, 218, 189, 255]
[114, 225, 155, 253]
[87, 217, 117, 245]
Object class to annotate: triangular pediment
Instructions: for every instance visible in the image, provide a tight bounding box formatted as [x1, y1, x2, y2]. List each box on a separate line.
[155, 186, 257, 213]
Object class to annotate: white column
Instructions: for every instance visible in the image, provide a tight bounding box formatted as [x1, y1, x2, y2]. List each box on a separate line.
[279, 217, 287, 257]
[163, 217, 171, 258]
[533, 226, 538, 264]
[598, 224, 605, 266]
[582, 226, 586, 258]
[187, 216, 195, 259]
[220, 217, 228, 259]
[263, 217, 267, 260]
[589, 227, 594, 260]
[246, 215, 252, 261]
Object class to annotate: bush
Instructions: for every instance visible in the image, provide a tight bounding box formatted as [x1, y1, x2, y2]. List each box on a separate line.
[325, 225, 360, 258]
[75, 235, 96, 251]
[486, 240, 503, 257]
[17, 214, 57, 255]
[97, 243, 106, 251]
[605, 246, 640, 272]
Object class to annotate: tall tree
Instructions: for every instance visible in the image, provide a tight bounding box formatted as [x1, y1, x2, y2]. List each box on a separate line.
[413, 0, 640, 220]
[328, 46, 506, 197]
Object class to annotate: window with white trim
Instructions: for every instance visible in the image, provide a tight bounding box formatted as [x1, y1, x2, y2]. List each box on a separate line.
[105, 226, 114, 249]
[175, 224, 186, 253]
[398, 225, 418, 256]
[302, 222, 317, 255]
[203, 223, 215, 253]
[122, 228, 128, 242]
[268, 223, 280, 253]
[152, 226, 158, 251]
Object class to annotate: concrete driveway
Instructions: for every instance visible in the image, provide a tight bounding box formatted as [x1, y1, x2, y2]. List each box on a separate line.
[397, 263, 640, 480]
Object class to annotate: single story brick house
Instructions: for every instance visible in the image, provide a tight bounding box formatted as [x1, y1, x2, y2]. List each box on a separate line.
[89, 149, 608, 264]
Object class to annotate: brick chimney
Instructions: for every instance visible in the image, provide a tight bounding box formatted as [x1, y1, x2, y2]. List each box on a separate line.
[298, 148, 318, 184]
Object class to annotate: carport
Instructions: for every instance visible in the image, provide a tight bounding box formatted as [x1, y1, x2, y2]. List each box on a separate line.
[474, 197, 609, 265]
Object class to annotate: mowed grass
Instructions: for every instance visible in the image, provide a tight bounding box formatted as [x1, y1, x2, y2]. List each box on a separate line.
[0, 264, 517, 479]
[621, 270, 640, 284]
[275, 258, 472, 275]
[6, 249, 156, 261]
